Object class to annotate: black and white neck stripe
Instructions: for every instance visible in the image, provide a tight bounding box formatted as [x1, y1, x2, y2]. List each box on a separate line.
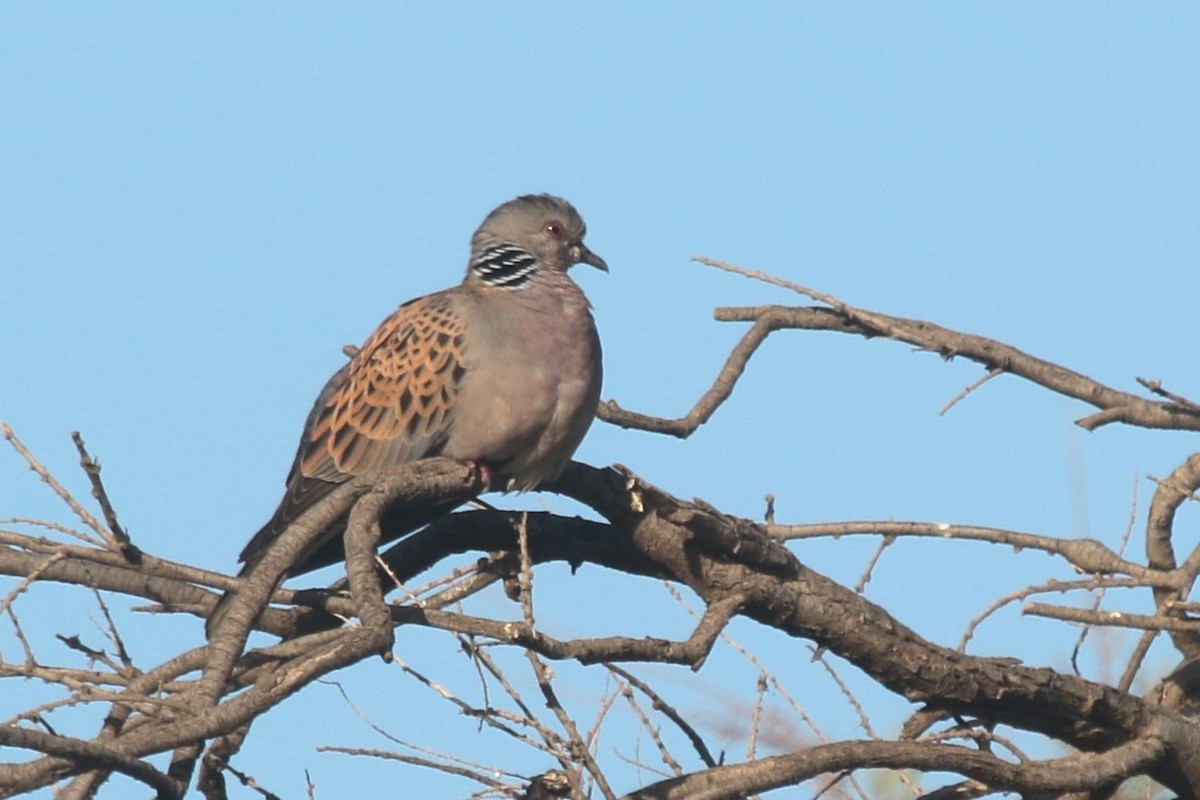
[470, 244, 539, 290]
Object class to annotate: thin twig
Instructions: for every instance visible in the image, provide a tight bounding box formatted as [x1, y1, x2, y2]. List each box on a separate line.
[1069, 476, 1138, 677]
[1, 423, 108, 545]
[1025, 602, 1200, 632]
[526, 650, 617, 800]
[854, 535, 896, 594]
[1118, 630, 1159, 694]
[1137, 377, 1200, 412]
[614, 678, 683, 776]
[960, 576, 1154, 652]
[606, 664, 718, 768]
[71, 431, 139, 562]
[941, 368, 1003, 415]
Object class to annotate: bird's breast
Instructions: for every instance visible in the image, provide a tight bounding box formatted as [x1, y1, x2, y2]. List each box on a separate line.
[442, 277, 602, 487]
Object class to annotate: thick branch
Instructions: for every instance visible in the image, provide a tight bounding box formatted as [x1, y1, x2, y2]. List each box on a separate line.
[1146, 453, 1200, 659]
[5, 457, 1199, 795]
[623, 737, 1163, 800]
[0, 726, 184, 797]
[546, 462, 1200, 797]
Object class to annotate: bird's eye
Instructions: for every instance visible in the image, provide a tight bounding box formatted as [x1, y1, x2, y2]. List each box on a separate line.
[543, 220, 565, 239]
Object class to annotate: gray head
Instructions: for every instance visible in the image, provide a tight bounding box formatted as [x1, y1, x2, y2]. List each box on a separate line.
[469, 195, 608, 283]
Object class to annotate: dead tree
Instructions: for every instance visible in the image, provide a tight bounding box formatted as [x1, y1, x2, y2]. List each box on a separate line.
[2, 259, 1198, 799]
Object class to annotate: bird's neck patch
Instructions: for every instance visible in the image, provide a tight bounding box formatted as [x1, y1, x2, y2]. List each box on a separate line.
[470, 244, 538, 290]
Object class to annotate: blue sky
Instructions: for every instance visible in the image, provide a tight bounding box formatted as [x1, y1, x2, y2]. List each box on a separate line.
[3, 5, 1198, 798]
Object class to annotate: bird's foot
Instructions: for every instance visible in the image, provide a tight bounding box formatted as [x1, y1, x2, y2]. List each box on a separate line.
[463, 459, 497, 489]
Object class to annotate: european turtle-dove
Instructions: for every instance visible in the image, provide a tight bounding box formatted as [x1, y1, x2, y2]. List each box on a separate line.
[208, 194, 605, 634]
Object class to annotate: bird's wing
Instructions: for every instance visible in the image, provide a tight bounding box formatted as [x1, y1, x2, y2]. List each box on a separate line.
[302, 291, 466, 478]
[238, 291, 467, 566]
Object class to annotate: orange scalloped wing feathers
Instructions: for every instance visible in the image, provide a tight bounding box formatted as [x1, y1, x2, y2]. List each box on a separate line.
[301, 292, 466, 481]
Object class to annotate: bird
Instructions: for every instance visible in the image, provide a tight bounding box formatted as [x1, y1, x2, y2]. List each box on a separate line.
[208, 193, 606, 635]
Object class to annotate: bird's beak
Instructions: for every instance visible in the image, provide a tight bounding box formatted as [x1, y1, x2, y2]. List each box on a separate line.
[573, 244, 609, 272]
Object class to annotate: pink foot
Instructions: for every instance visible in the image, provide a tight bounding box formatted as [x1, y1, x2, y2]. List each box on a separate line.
[464, 459, 496, 488]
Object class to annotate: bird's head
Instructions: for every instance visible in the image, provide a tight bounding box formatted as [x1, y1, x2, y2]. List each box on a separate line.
[471, 194, 608, 274]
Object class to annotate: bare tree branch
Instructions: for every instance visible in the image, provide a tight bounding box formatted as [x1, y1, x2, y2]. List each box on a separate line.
[5, 265, 1199, 798]
[597, 262, 1200, 438]
[623, 737, 1164, 800]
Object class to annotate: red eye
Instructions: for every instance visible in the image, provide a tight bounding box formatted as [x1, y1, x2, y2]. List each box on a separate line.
[543, 219, 565, 239]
